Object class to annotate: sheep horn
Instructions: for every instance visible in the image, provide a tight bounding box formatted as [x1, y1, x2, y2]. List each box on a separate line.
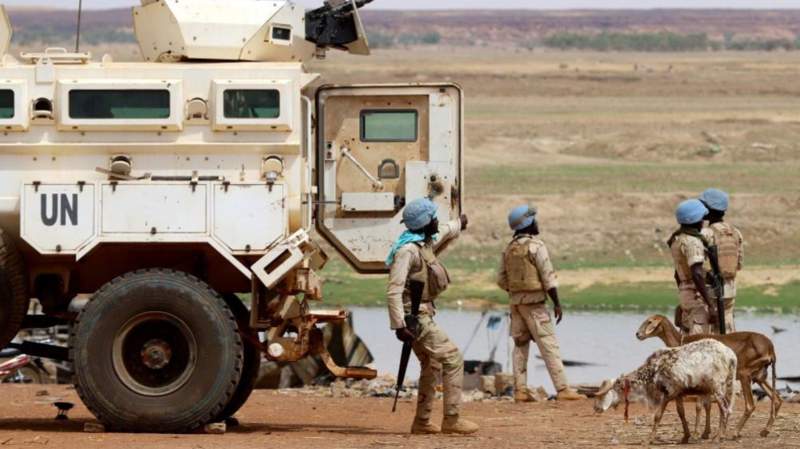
[596, 379, 614, 396]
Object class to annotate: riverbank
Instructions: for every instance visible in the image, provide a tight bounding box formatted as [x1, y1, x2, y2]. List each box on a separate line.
[321, 260, 800, 313]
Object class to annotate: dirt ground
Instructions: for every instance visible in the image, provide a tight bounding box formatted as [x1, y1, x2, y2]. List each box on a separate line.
[0, 385, 797, 448]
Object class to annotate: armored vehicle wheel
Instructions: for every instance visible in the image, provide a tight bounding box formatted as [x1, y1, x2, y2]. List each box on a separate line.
[215, 295, 262, 422]
[71, 269, 244, 433]
[0, 228, 29, 348]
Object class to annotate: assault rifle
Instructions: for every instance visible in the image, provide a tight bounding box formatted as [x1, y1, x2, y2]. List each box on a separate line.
[706, 244, 726, 335]
[391, 279, 425, 412]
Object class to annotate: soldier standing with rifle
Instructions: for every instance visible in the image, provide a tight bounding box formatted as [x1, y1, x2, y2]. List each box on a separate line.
[385, 197, 478, 435]
[668, 199, 715, 336]
[699, 188, 744, 334]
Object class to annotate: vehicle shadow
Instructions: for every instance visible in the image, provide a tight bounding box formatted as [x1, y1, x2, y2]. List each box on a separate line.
[0, 419, 399, 436]
[0, 418, 88, 433]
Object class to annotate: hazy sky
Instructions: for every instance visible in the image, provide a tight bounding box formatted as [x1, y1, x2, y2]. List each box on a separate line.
[5, 0, 800, 9]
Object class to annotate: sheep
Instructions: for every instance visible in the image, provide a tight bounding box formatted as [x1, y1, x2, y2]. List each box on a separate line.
[594, 339, 737, 444]
[636, 314, 782, 438]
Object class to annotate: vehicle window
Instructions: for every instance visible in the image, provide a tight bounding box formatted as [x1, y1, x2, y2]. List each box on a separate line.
[0, 90, 14, 119]
[223, 90, 280, 119]
[360, 110, 418, 142]
[69, 90, 171, 119]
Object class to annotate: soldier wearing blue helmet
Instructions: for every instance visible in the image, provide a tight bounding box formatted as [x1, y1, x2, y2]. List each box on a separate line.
[385, 197, 477, 435]
[497, 205, 585, 402]
[667, 199, 714, 335]
[699, 188, 744, 333]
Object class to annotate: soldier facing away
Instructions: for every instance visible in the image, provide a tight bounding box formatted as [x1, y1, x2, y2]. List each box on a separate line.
[385, 198, 479, 435]
[496, 205, 586, 402]
[699, 188, 743, 333]
[668, 199, 714, 335]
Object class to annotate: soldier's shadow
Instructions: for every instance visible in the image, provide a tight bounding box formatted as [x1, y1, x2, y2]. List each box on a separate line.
[0, 419, 392, 436]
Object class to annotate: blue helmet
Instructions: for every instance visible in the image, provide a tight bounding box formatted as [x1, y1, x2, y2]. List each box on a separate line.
[508, 205, 538, 231]
[403, 198, 438, 231]
[675, 199, 708, 225]
[699, 188, 729, 212]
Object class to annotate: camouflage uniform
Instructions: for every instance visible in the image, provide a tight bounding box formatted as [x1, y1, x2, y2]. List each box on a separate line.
[496, 235, 569, 393]
[387, 219, 463, 422]
[669, 233, 710, 335]
[702, 222, 743, 333]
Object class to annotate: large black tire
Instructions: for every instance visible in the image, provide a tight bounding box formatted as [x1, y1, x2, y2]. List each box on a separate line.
[71, 269, 244, 433]
[216, 295, 262, 422]
[0, 228, 29, 348]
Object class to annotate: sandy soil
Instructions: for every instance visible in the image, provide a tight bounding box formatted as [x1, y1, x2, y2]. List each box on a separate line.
[0, 385, 797, 449]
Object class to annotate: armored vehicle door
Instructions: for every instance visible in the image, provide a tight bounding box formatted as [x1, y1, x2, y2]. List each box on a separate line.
[315, 84, 463, 274]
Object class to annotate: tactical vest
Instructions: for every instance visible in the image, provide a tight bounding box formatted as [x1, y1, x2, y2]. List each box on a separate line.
[710, 223, 740, 280]
[408, 243, 451, 300]
[503, 236, 543, 293]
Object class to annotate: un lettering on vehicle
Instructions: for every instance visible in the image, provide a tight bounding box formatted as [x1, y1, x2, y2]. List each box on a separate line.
[21, 184, 96, 254]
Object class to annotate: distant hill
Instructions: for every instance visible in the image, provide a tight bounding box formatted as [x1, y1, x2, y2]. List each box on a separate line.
[6, 8, 133, 47]
[6, 7, 800, 51]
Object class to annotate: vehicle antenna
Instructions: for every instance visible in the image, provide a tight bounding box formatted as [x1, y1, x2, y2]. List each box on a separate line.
[75, 0, 83, 52]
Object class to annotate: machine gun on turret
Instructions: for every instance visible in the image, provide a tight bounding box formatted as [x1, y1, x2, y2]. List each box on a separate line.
[134, 0, 371, 63]
[306, 0, 372, 55]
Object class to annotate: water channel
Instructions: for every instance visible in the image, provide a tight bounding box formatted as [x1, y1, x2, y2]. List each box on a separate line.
[348, 307, 799, 394]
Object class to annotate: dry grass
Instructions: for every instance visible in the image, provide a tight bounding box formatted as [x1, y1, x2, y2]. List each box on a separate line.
[313, 48, 800, 272]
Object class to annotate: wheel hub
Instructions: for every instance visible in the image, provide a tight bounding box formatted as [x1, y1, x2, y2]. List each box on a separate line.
[140, 339, 172, 370]
[112, 312, 197, 397]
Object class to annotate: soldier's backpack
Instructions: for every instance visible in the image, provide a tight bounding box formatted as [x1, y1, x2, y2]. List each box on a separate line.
[711, 223, 740, 280]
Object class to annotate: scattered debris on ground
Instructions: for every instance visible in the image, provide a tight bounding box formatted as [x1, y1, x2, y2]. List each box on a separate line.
[0, 385, 798, 449]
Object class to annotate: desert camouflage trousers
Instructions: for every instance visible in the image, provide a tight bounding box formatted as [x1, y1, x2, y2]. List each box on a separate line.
[679, 292, 736, 335]
[678, 288, 711, 336]
[722, 297, 735, 333]
[510, 303, 568, 392]
[412, 314, 464, 421]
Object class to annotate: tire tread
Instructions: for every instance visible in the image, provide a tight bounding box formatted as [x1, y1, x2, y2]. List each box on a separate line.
[70, 268, 244, 433]
[0, 228, 29, 348]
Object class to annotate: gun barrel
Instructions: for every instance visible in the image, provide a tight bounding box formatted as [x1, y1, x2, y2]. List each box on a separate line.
[390, 280, 425, 412]
[707, 245, 726, 334]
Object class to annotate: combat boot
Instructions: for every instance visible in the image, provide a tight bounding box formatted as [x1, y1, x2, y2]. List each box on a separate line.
[514, 387, 540, 403]
[441, 415, 479, 434]
[556, 388, 587, 401]
[411, 419, 441, 435]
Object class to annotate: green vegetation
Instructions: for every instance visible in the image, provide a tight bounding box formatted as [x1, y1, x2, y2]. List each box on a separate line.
[320, 261, 800, 314]
[542, 32, 710, 52]
[536, 31, 800, 52]
[366, 30, 443, 48]
[560, 282, 800, 313]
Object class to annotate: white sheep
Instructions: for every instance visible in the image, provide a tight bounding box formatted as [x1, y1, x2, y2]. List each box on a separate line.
[594, 339, 737, 444]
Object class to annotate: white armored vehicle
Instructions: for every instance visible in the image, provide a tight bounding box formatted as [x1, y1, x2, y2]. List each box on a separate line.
[0, 0, 463, 432]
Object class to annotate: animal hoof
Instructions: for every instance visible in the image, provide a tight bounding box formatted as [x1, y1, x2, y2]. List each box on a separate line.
[760, 429, 770, 438]
[701, 432, 710, 440]
[680, 436, 691, 445]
